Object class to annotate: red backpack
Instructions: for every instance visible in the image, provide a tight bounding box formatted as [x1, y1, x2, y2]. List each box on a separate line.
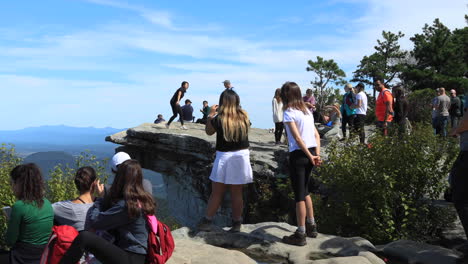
[145, 215, 175, 264]
[40, 225, 79, 264]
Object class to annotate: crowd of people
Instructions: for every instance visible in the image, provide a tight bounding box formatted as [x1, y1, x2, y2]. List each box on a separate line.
[5, 151, 155, 264]
[4, 79, 468, 263]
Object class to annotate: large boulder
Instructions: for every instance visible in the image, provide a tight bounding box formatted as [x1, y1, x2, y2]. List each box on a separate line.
[106, 122, 291, 227]
[170, 222, 385, 264]
[379, 240, 461, 264]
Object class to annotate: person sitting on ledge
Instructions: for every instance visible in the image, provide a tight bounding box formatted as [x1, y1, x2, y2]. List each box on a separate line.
[53, 166, 98, 231]
[111, 152, 152, 195]
[181, 99, 194, 122]
[59, 160, 155, 264]
[154, 114, 165, 124]
[6, 163, 54, 264]
[196, 100, 210, 124]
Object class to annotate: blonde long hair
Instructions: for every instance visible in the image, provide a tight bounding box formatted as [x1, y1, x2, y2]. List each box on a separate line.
[218, 90, 250, 142]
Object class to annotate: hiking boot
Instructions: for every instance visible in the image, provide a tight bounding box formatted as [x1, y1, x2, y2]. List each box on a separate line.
[197, 217, 212, 232]
[228, 220, 242, 233]
[165, 123, 170, 129]
[282, 231, 306, 246]
[181, 125, 188, 130]
[306, 223, 318, 238]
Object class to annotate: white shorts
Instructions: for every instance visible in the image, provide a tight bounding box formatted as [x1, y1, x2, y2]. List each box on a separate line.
[209, 149, 253, 185]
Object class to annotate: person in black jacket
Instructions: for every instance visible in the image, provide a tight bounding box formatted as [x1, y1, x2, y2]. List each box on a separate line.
[450, 89, 462, 129]
[166, 81, 189, 130]
[393, 86, 409, 135]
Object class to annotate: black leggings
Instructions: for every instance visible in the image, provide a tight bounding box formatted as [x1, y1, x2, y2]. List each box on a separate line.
[289, 148, 316, 202]
[59, 231, 146, 264]
[167, 102, 184, 126]
[354, 114, 366, 143]
[275, 122, 284, 143]
[342, 114, 356, 138]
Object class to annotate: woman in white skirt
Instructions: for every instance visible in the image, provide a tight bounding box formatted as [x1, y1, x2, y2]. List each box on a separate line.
[197, 89, 252, 233]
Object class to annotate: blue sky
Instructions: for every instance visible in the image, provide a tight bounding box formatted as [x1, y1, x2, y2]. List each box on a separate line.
[0, 0, 466, 130]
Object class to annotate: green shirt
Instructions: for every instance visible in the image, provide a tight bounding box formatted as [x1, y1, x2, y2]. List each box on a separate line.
[6, 198, 53, 246]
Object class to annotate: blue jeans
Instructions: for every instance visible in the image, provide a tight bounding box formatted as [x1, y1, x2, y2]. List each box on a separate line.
[435, 116, 449, 137]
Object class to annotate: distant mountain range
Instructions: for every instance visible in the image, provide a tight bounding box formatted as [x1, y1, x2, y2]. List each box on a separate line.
[0, 125, 124, 157]
[0, 125, 166, 201]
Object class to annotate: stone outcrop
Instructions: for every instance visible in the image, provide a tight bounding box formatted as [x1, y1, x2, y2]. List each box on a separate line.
[378, 240, 461, 264]
[168, 222, 386, 264]
[106, 123, 465, 264]
[106, 122, 290, 227]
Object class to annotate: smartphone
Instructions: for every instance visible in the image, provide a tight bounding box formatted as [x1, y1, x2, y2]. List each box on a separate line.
[2, 206, 11, 220]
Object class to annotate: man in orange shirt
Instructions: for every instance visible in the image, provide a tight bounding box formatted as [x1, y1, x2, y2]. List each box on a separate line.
[374, 79, 394, 136]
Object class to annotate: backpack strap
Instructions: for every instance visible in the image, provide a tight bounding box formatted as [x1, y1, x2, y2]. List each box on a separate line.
[39, 233, 57, 264]
[146, 215, 158, 234]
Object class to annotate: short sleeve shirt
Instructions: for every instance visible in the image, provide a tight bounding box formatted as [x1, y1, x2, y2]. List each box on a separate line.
[355, 91, 368, 115]
[170, 88, 186, 104]
[211, 115, 249, 152]
[375, 88, 393, 122]
[436, 95, 451, 117]
[283, 108, 317, 152]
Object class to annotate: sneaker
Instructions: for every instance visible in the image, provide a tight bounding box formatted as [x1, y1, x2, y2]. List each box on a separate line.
[181, 125, 188, 130]
[197, 217, 212, 232]
[306, 223, 318, 238]
[228, 220, 242, 233]
[282, 231, 306, 246]
[165, 123, 170, 129]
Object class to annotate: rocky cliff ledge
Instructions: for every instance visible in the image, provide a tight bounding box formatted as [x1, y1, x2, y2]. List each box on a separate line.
[106, 123, 463, 264]
[106, 122, 290, 227]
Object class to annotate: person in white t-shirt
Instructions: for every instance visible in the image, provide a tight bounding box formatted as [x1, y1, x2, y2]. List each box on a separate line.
[280, 81, 322, 246]
[272, 88, 284, 144]
[352, 83, 368, 144]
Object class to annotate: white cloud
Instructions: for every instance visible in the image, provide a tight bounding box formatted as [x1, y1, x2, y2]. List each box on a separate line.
[1, 0, 467, 130]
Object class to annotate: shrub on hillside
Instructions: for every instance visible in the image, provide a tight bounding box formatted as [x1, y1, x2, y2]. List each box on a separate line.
[0, 144, 22, 250]
[314, 124, 459, 244]
[0, 149, 110, 249]
[47, 151, 110, 203]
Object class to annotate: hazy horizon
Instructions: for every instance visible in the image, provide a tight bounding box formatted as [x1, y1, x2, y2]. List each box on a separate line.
[1, 0, 466, 130]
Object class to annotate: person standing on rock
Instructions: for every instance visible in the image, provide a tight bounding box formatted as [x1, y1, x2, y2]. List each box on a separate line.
[280, 81, 321, 246]
[434, 87, 451, 137]
[340, 83, 356, 141]
[374, 79, 393, 136]
[449, 89, 462, 129]
[197, 89, 253, 233]
[392, 86, 409, 135]
[352, 83, 367, 144]
[222, 80, 234, 91]
[166, 81, 189, 130]
[272, 88, 284, 145]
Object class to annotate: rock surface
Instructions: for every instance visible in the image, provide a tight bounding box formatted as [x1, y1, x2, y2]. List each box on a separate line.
[169, 222, 385, 264]
[106, 122, 291, 227]
[167, 239, 257, 264]
[379, 239, 461, 264]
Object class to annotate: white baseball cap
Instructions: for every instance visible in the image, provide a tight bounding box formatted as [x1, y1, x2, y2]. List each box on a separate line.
[111, 152, 131, 171]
